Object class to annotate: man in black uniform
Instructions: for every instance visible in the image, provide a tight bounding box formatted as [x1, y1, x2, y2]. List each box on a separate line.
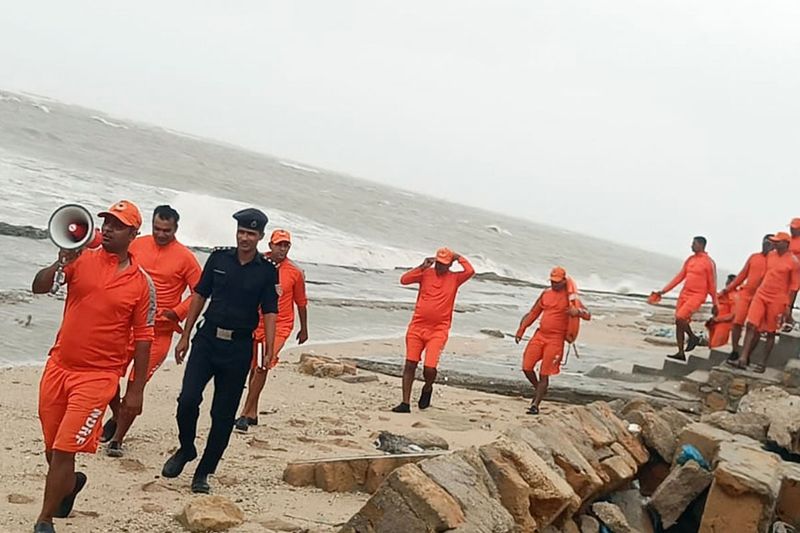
[161, 208, 278, 493]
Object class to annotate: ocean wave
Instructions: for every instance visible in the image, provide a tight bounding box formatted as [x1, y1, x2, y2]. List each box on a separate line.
[31, 103, 50, 114]
[279, 160, 320, 174]
[90, 116, 129, 129]
[486, 224, 512, 236]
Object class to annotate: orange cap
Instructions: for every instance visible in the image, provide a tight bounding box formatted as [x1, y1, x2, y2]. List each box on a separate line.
[790, 218, 800, 230]
[270, 229, 292, 244]
[550, 266, 567, 282]
[435, 247, 454, 265]
[769, 232, 791, 243]
[98, 200, 142, 229]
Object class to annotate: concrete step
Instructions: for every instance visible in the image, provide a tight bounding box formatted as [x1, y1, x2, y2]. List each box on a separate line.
[661, 358, 694, 378]
[686, 354, 714, 372]
[650, 380, 700, 402]
[680, 370, 710, 395]
[631, 364, 666, 377]
[708, 349, 731, 366]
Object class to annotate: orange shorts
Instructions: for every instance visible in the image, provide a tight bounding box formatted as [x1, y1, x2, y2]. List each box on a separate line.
[746, 294, 786, 334]
[522, 331, 565, 376]
[251, 334, 289, 370]
[405, 326, 449, 368]
[675, 292, 706, 321]
[128, 330, 173, 382]
[707, 322, 732, 349]
[38, 359, 120, 453]
[733, 291, 754, 326]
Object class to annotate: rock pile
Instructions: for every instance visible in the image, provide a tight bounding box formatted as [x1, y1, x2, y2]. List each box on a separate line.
[337, 392, 800, 532]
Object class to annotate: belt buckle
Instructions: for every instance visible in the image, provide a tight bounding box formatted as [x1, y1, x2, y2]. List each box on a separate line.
[216, 327, 233, 341]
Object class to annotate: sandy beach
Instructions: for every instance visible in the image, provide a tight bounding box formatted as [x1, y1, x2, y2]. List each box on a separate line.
[0, 336, 581, 533]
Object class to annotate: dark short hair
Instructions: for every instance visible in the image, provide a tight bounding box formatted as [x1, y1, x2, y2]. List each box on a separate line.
[693, 236, 707, 247]
[727, 274, 736, 282]
[153, 205, 180, 223]
[763, 233, 774, 240]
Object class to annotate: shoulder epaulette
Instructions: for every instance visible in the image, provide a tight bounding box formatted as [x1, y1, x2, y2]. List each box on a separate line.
[212, 246, 235, 253]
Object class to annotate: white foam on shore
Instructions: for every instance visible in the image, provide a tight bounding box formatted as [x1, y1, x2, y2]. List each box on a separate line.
[90, 116, 129, 129]
[279, 160, 320, 174]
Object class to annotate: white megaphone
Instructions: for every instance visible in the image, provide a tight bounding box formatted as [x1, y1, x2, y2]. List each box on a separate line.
[47, 204, 103, 294]
[48, 204, 103, 251]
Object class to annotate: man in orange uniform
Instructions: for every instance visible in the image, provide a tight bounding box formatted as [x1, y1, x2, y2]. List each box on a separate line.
[722, 235, 773, 360]
[234, 229, 309, 433]
[101, 205, 202, 456]
[707, 274, 737, 349]
[731, 232, 800, 372]
[515, 267, 590, 415]
[791, 218, 800, 259]
[392, 248, 474, 413]
[654, 236, 718, 361]
[31, 201, 155, 533]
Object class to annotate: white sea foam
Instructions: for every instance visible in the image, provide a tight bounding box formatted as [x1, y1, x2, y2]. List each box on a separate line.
[91, 116, 129, 129]
[279, 160, 320, 174]
[486, 224, 512, 236]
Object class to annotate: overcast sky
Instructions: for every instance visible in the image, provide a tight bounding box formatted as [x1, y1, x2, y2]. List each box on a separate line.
[2, 1, 799, 269]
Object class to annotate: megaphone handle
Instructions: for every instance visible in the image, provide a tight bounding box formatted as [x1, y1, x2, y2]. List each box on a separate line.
[49, 258, 67, 295]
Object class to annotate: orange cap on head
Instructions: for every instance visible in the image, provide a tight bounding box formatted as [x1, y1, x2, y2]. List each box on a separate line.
[790, 218, 800, 230]
[550, 266, 567, 282]
[769, 232, 791, 243]
[270, 229, 292, 244]
[435, 247, 454, 265]
[98, 200, 142, 229]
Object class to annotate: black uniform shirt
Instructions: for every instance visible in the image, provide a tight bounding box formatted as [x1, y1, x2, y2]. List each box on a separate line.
[194, 247, 279, 331]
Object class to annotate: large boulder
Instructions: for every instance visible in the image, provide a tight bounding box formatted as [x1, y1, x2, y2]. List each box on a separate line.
[625, 410, 677, 462]
[386, 464, 465, 530]
[700, 411, 770, 442]
[404, 430, 449, 450]
[177, 496, 245, 532]
[480, 439, 579, 530]
[419, 452, 516, 532]
[738, 386, 800, 455]
[649, 460, 713, 528]
[699, 441, 783, 533]
[592, 502, 635, 533]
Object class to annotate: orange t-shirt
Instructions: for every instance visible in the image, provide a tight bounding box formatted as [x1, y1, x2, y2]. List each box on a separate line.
[755, 250, 800, 304]
[792, 236, 800, 259]
[518, 288, 570, 337]
[254, 257, 307, 340]
[130, 235, 201, 329]
[662, 252, 718, 305]
[708, 291, 734, 348]
[401, 256, 475, 329]
[49, 248, 156, 376]
[727, 253, 768, 296]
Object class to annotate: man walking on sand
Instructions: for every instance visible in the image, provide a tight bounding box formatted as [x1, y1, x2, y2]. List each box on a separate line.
[235, 229, 309, 433]
[101, 205, 202, 456]
[515, 267, 590, 415]
[653, 236, 718, 361]
[392, 248, 474, 413]
[729, 232, 800, 372]
[31, 201, 155, 533]
[721, 235, 773, 361]
[161, 208, 279, 494]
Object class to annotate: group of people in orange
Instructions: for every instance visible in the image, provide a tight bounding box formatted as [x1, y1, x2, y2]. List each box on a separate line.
[28, 196, 800, 533]
[652, 220, 800, 374]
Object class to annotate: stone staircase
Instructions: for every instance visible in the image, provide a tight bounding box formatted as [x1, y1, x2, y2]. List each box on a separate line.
[631, 331, 800, 379]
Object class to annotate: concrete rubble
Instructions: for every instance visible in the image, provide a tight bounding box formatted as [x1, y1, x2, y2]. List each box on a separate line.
[319, 393, 800, 533]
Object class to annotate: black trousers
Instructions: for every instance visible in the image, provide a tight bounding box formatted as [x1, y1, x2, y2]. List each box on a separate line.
[175, 327, 251, 477]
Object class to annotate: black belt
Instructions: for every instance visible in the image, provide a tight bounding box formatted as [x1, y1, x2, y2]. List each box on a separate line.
[199, 322, 252, 341]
